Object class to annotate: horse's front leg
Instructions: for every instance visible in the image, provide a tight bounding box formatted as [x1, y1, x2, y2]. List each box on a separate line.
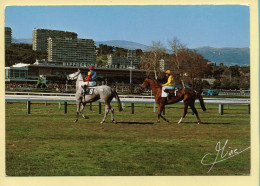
[157, 103, 170, 123]
[80, 102, 89, 119]
[74, 101, 81, 122]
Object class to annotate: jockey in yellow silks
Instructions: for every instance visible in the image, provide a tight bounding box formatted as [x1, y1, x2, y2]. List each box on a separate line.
[162, 70, 175, 97]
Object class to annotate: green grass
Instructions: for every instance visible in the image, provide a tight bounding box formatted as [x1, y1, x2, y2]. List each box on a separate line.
[5, 102, 250, 176]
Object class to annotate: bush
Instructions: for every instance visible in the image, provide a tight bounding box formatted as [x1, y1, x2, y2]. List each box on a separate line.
[212, 79, 221, 89]
[230, 82, 239, 90]
[221, 81, 231, 89]
[239, 82, 250, 89]
[193, 79, 203, 92]
[202, 80, 210, 89]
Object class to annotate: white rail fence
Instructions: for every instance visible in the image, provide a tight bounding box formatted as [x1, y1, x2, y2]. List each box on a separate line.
[5, 92, 250, 115]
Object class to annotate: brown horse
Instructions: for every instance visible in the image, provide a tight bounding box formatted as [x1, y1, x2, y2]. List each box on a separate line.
[139, 77, 206, 124]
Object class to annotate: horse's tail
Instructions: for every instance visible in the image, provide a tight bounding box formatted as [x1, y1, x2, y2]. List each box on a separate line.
[113, 90, 123, 112]
[195, 91, 207, 111]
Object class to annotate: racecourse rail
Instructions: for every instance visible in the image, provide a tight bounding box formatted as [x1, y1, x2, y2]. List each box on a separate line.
[5, 92, 250, 115]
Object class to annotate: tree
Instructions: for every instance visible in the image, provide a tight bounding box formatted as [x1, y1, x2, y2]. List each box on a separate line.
[239, 82, 250, 89]
[168, 38, 210, 87]
[98, 44, 114, 55]
[230, 82, 239, 90]
[168, 37, 187, 70]
[202, 80, 210, 89]
[114, 47, 127, 57]
[140, 41, 166, 79]
[221, 81, 232, 89]
[5, 44, 47, 66]
[212, 79, 221, 89]
[184, 50, 209, 87]
[229, 65, 241, 78]
[193, 79, 203, 92]
[135, 49, 143, 57]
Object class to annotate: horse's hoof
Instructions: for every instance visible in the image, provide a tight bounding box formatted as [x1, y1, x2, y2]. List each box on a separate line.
[178, 117, 183, 124]
[197, 122, 200, 125]
[157, 120, 160, 123]
[83, 116, 89, 119]
[74, 119, 78, 123]
[112, 120, 117, 124]
[100, 121, 104, 124]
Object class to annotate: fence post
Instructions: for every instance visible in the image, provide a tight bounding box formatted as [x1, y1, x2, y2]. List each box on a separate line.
[59, 102, 61, 109]
[219, 104, 224, 115]
[27, 101, 31, 114]
[154, 103, 156, 112]
[248, 104, 250, 114]
[99, 102, 102, 114]
[90, 103, 92, 111]
[131, 103, 134, 114]
[64, 102, 67, 114]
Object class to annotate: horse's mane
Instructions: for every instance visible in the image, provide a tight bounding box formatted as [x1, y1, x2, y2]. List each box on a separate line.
[147, 78, 162, 88]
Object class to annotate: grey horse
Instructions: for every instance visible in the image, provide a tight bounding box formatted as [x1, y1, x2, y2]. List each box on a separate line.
[67, 70, 123, 123]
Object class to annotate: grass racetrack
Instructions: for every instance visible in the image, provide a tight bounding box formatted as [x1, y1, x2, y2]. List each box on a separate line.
[5, 102, 250, 176]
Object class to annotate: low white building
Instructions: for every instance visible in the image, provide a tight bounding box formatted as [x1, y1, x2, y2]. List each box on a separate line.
[5, 63, 33, 82]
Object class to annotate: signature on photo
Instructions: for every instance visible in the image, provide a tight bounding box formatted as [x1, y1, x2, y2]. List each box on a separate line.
[201, 139, 250, 173]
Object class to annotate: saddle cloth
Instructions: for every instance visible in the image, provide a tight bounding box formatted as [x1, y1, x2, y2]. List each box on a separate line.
[81, 81, 96, 86]
[81, 81, 96, 96]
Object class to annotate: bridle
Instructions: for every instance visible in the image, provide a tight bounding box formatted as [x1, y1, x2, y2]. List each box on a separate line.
[68, 71, 80, 80]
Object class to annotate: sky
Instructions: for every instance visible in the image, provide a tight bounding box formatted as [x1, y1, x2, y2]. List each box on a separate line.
[5, 5, 250, 49]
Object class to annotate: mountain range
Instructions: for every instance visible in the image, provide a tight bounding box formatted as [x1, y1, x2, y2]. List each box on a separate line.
[12, 38, 250, 66]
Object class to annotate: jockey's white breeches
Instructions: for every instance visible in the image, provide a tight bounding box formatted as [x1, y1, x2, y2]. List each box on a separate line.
[161, 86, 175, 97]
[82, 81, 97, 86]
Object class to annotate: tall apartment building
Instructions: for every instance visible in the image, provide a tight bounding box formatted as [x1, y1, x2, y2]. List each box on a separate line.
[5, 27, 12, 48]
[32, 28, 77, 51]
[107, 50, 140, 68]
[47, 37, 96, 66]
[107, 55, 127, 66]
[127, 50, 140, 66]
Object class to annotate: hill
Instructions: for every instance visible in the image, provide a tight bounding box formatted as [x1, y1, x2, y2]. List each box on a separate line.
[12, 38, 32, 44]
[12, 38, 250, 66]
[95, 41, 250, 66]
[95, 40, 151, 51]
[194, 47, 250, 66]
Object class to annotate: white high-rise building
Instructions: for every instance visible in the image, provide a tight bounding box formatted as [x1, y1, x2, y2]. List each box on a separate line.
[47, 37, 96, 66]
[32, 28, 77, 51]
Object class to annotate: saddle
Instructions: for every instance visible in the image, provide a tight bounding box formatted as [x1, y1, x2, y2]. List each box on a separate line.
[164, 88, 178, 98]
[81, 84, 95, 95]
